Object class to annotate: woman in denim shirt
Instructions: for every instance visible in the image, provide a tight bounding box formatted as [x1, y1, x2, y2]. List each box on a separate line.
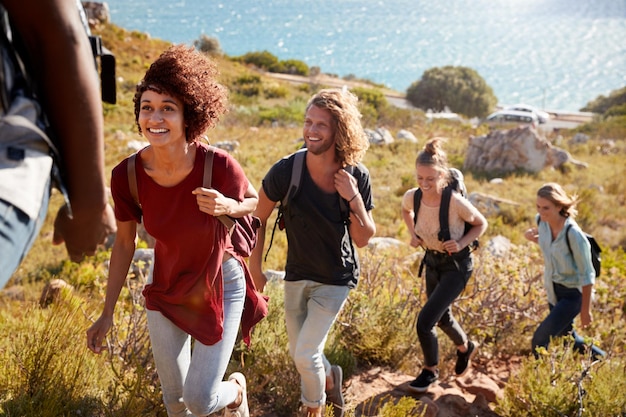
[524, 182, 605, 360]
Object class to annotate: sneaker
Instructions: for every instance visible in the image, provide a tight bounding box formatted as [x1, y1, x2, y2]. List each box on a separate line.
[455, 340, 476, 376]
[326, 365, 344, 417]
[408, 368, 439, 393]
[224, 372, 249, 417]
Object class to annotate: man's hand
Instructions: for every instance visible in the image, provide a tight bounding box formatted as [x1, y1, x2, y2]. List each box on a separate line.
[52, 203, 117, 261]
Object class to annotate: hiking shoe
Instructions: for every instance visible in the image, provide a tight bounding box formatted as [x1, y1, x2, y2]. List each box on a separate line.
[326, 365, 344, 417]
[224, 372, 249, 417]
[455, 340, 476, 376]
[408, 368, 439, 393]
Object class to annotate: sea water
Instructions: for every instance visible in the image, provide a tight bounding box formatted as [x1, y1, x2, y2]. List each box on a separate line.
[103, 0, 626, 111]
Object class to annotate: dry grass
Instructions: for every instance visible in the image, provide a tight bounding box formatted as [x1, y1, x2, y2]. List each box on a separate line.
[1, 22, 625, 417]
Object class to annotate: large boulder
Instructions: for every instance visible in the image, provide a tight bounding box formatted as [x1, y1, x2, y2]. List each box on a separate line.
[464, 126, 586, 173]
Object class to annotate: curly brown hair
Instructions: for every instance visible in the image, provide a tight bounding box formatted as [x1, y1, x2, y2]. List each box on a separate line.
[306, 88, 369, 166]
[133, 44, 228, 142]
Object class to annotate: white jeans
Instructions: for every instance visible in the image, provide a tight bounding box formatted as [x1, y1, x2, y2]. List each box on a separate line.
[146, 257, 245, 416]
[284, 280, 350, 409]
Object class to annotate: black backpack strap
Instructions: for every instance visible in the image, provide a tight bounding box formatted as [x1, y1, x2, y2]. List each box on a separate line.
[564, 223, 573, 258]
[413, 188, 422, 226]
[281, 148, 306, 206]
[265, 148, 306, 261]
[438, 187, 453, 242]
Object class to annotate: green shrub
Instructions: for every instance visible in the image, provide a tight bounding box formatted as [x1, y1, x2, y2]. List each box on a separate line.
[270, 59, 309, 76]
[237, 50, 279, 70]
[406, 65, 497, 118]
[497, 341, 626, 417]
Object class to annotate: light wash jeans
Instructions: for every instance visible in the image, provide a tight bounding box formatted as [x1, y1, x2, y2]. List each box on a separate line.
[284, 280, 350, 409]
[146, 257, 245, 417]
[532, 283, 605, 359]
[0, 178, 50, 288]
[417, 253, 472, 368]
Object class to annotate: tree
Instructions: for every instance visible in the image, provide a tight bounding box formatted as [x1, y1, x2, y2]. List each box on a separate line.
[406, 66, 497, 118]
[581, 86, 626, 115]
[193, 34, 222, 55]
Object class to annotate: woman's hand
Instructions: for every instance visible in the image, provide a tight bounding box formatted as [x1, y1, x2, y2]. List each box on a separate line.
[86, 314, 113, 354]
[442, 239, 460, 254]
[409, 234, 423, 248]
[524, 227, 539, 243]
[193, 187, 232, 216]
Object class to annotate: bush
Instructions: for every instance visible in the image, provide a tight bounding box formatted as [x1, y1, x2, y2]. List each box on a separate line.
[193, 34, 222, 55]
[406, 66, 497, 118]
[231, 73, 262, 98]
[270, 59, 309, 76]
[580, 86, 626, 114]
[237, 50, 279, 70]
[497, 341, 626, 417]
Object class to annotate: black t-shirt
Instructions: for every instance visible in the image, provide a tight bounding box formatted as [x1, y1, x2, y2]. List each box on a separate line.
[262, 152, 374, 288]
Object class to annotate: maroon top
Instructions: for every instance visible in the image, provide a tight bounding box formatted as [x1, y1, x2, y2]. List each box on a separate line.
[111, 142, 250, 345]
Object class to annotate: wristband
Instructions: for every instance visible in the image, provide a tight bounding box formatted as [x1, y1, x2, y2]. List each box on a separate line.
[349, 193, 359, 203]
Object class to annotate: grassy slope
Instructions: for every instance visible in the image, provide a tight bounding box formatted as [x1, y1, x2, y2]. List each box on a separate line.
[1, 22, 625, 417]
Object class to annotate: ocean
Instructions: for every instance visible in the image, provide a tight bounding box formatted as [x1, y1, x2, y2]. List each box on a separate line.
[103, 0, 626, 112]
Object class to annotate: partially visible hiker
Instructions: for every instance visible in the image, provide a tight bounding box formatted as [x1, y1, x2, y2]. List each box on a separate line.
[524, 182, 605, 360]
[86, 45, 260, 417]
[249, 88, 376, 417]
[0, 0, 116, 288]
[401, 137, 487, 393]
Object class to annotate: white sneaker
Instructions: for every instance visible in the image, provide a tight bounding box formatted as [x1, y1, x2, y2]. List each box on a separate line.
[223, 372, 249, 417]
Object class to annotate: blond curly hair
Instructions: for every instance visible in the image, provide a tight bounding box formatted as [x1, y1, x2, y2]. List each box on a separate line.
[306, 88, 369, 166]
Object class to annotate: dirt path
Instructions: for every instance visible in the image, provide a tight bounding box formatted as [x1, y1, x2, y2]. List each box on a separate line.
[253, 356, 523, 416]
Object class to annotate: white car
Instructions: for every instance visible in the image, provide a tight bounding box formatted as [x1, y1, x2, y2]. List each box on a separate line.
[483, 109, 538, 129]
[504, 104, 550, 123]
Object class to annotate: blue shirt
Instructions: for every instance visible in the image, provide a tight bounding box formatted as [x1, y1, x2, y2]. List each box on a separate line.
[537, 215, 595, 304]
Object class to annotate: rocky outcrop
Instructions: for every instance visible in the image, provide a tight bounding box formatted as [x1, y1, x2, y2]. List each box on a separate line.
[464, 126, 587, 173]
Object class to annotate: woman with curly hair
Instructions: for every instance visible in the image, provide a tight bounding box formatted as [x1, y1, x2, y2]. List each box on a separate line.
[249, 88, 376, 417]
[524, 182, 605, 360]
[86, 45, 259, 417]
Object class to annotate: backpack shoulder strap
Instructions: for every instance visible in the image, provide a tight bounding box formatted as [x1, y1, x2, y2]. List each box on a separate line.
[203, 144, 216, 188]
[127, 153, 140, 208]
[564, 223, 574, 257]
[282, 148, 306, 206]
[438, 186, 453, 242]
[202, 145, 235, 231]
[413, 188, 422, 226]
[265, 148, 306, 262]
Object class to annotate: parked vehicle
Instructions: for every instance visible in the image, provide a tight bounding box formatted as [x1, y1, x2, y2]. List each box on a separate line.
[482, 109, 538, 129]
[504, 103, 550, 123]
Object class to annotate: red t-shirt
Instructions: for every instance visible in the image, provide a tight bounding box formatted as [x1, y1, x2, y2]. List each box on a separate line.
[111, 142, 247, 345]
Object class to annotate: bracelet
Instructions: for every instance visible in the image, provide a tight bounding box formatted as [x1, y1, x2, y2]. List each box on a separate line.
[348, 193, 359, 203]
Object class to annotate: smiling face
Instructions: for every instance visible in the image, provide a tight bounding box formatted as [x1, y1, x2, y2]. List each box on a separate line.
[536, 196, 564, 224]
[416, 164, 444, 196]
[303, 105, 337, 156]
[137, 89, 186, 147]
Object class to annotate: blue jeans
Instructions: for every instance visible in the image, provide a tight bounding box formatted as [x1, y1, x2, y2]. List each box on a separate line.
[532, 283, 605, 359]
[0, 179, 50, 288]
[284, 280, 350, 409]
[146, 257, 245, 417]
[417, 252, 472, 367]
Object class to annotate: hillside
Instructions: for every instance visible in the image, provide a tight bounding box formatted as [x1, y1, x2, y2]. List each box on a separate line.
[1, 21, 624, 417]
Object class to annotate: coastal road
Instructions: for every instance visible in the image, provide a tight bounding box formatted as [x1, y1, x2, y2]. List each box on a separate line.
[265, 71, 594, 129]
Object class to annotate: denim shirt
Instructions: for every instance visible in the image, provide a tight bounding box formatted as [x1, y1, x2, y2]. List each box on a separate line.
[537, 215, 595, 305]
